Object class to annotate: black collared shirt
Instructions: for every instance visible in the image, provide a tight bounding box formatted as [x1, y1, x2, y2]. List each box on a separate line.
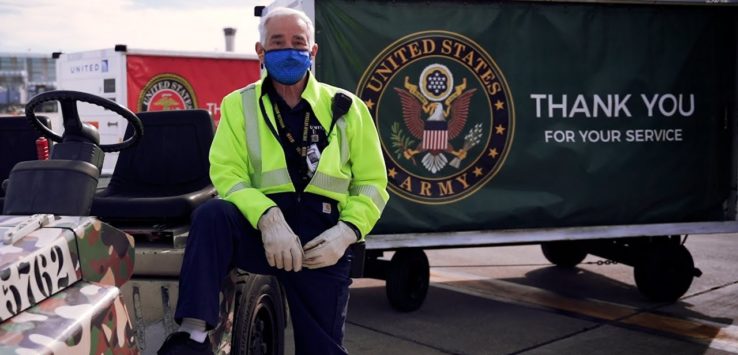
[264, 80, 328, 193]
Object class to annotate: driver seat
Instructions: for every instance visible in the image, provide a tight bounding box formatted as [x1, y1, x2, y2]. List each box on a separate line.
[0, 116, 50, 213]
[91, 109, 217, 226]
[2, 118, 103, 216]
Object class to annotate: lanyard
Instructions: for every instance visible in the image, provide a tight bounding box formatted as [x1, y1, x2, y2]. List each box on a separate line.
[274, 103, 311, 158]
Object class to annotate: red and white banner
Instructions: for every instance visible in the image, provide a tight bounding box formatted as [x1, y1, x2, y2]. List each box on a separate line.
[126, 54, 260, 124]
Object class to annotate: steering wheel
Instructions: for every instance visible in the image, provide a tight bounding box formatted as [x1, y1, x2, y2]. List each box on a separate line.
[25, 90, 143, 153]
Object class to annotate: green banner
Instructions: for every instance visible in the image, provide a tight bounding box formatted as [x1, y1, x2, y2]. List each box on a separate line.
[316, 1, 736, 234]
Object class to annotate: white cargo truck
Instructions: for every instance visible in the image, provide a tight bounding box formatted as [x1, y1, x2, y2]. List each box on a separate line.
[54, 46, 259, 174]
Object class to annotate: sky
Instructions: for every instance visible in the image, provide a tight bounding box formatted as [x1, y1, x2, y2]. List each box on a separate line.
[0, 0, 273, 56]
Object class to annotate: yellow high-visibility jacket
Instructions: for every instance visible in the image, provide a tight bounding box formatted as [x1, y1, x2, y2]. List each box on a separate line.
[210, 73, 389, 240]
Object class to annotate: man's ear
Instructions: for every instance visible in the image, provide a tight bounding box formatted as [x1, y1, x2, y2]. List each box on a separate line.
[255, 42, 266, 63]
[310, 43, 319, 60]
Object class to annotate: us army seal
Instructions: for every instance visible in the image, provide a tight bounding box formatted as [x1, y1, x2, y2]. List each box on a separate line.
[357, 31, 515, 204]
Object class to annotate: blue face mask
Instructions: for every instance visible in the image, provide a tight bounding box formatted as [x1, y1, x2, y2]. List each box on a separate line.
[264, 48, 312, 85]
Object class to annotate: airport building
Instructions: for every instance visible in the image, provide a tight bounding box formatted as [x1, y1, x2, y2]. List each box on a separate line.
[0, 53, 56, 114]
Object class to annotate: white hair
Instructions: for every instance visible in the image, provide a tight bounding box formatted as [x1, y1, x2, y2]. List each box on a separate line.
[258, 7, 315, 46]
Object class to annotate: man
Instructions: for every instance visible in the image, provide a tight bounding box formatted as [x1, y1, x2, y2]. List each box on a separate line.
[157, 6, 389, 355]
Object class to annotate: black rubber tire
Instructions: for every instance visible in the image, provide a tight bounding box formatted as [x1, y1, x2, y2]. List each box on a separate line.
[541, 241, 588, 268]
[231, 274, 285, 355]
[634, 244, 695, 302]
[386, 249, 430, 312]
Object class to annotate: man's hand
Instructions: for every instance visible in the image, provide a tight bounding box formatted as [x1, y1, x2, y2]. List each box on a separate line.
[257, 207, 303, 272]
[303, 221, 356, 269]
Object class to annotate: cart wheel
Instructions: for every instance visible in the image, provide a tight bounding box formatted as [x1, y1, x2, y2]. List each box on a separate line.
[634, 244, 695, 302]
[232, 274, 285, 355]
[541, 241, 587, 268]
[386, 249, 429, 312]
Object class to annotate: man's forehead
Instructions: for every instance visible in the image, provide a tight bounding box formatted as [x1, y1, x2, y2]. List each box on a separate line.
[266, 15, 309, 33]
[268, 32, 308, 40]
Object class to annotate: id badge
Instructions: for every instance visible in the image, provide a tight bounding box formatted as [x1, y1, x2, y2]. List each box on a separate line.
[305, 143, 321, 177]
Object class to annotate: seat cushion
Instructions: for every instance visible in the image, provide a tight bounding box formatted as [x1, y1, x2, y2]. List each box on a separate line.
[93, 186, 216, 223]
[90, 109, 216, 224]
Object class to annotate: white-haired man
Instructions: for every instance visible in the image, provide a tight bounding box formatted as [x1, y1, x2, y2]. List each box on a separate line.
[158, 6, 388, 355]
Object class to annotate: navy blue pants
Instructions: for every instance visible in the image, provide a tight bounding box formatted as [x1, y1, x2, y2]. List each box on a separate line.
[174, 196, 352, 355]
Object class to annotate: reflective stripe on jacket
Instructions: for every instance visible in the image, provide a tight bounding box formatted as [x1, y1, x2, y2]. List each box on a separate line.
[210, 72, 389, 239]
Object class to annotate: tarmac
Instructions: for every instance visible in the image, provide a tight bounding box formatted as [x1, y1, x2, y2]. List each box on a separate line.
[285, 233, 738, 354]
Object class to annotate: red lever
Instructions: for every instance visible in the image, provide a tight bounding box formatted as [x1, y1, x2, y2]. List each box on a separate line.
[35, 137, 49, 160]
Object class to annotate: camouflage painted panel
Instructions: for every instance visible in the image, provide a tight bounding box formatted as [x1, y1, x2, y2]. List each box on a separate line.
[73, 218, 135, 288]
[0, 215, 84, 228]
[0, 281, 138, 354]
[0, 218, 82, 322]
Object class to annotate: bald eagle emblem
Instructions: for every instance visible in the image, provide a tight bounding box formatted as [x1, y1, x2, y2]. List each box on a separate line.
[137, 73, 198, 113]
[392, 64, 483, 174]
[358, 30, 514, 204]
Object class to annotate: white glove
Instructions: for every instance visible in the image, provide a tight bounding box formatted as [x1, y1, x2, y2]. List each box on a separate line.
[257, 207, 303, 272]
[303, 221, 357, 269]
